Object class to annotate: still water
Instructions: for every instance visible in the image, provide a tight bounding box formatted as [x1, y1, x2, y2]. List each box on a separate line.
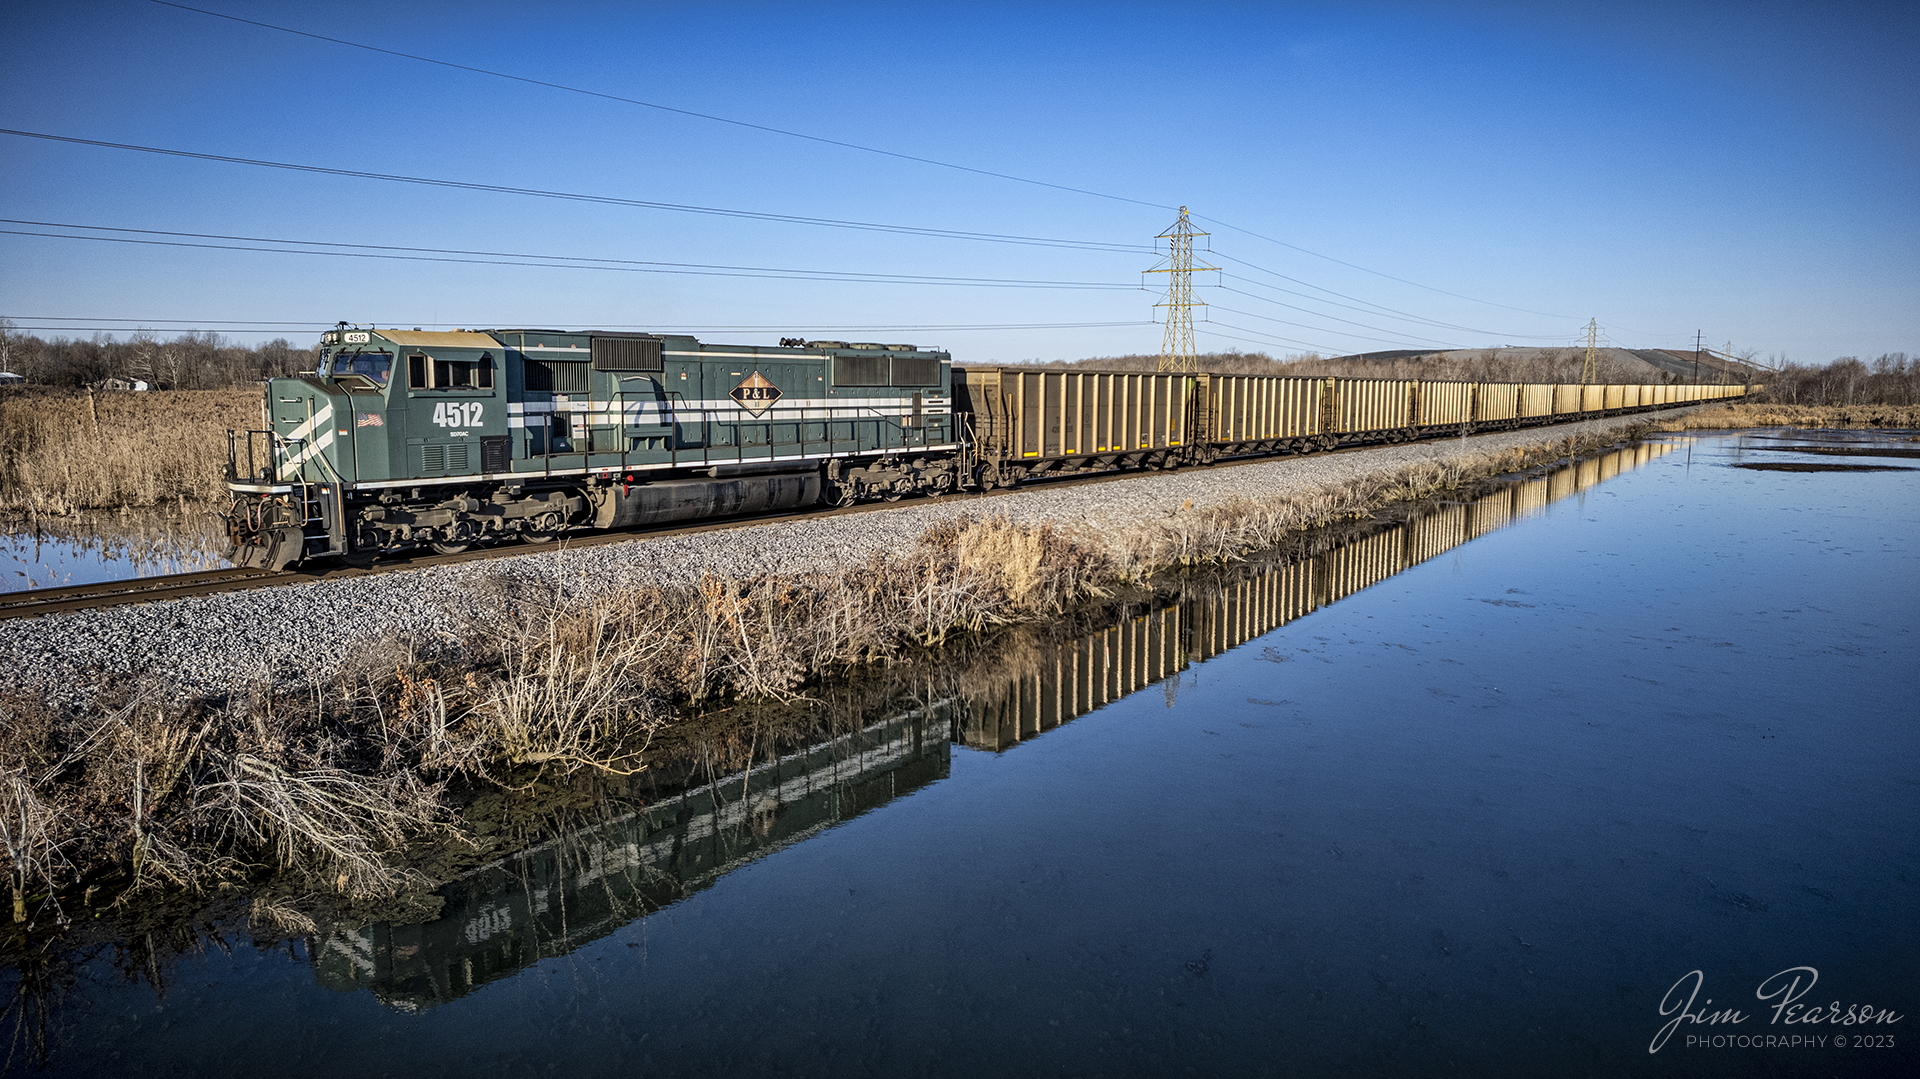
[8, 432, 1916, 1077]
[0, 510, 225, 591]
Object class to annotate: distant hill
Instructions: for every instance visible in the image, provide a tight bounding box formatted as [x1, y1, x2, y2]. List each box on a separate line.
[1042, 346, 1759, 384]
[1332, 346, 1759, 383]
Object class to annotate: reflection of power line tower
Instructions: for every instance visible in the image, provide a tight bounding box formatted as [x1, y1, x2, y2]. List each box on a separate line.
[1145, 207, 1216, 373]
[1581, 318, 1600, 384]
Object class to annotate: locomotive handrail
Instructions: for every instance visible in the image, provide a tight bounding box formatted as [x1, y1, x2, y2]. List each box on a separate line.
[629, 391, 941, 473]
[225, 427, 294, 486]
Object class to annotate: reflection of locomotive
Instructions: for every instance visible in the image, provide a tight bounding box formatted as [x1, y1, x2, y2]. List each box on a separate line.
[311, 707, 949, 1011]
[224, 322, 1748, 569]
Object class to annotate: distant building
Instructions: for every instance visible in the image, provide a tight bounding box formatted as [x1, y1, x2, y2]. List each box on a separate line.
[0, 371, 24, 387]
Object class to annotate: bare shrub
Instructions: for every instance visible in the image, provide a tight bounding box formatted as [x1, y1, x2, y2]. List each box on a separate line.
[0, 770, 70, 924]
[188, 752, 433, 899]
[461, 593, 676, 774]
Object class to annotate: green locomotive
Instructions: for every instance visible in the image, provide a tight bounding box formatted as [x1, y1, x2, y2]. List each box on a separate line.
[224, 325, 959, 569]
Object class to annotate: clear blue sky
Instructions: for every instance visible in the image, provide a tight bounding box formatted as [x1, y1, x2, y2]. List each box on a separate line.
[2, 0, 1914, 364]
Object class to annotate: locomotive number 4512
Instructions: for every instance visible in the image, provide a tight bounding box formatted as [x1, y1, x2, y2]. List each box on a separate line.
[432, 402, 484, 428]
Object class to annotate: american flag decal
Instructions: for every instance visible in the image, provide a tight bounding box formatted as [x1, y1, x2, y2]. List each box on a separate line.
[356, 412, 384, 428]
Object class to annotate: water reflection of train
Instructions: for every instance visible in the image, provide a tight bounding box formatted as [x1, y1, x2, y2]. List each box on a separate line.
[312, 707, 950, 1010]
[311, 440, 1671, 1009]
[957, 441, 1674, 750]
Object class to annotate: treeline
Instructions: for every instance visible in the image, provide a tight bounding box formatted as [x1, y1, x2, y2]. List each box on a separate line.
[1755, 354, 1917, 406]
[0, 324, 316, 389]
[1048, 348, 1919, 403]
[1047, 348, 1675, 384]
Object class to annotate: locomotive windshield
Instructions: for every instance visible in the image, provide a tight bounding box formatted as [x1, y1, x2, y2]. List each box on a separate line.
[330, 350, 393, 385]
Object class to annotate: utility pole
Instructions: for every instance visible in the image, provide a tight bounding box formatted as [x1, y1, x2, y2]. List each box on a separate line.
[1693, 329, 1702, 383]
[1581, 318, 1600, 384]
[1145, 207, 1215, 373]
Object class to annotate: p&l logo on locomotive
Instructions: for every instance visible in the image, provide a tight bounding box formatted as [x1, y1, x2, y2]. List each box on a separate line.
[730, 372, 781, 417]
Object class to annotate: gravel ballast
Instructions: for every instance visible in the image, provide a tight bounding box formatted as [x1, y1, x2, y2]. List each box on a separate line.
[0, 413, 1686, 702]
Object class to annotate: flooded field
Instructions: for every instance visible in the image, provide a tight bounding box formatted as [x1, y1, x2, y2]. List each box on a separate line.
[0, 510, 226, 591]
[4, 430, 1916, 1077]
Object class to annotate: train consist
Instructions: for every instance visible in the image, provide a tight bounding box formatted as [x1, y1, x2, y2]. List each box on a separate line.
[223, 324, 1749, 568]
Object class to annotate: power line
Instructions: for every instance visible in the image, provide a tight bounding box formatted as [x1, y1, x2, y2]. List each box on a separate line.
[1, 222, 1141, 289]
[1200, 320, 1349, 355]
[0, 129, 1149, 255]
[1194, 215, 1573, 319]
[1208, 305, 1462, 350]
[1214, 285, 1469, 345]
[1214, 254, 1564, 339]
[148, 2, 1586, 330]
[3, 317, 1153, 335]
[148, 0, 1173, 213]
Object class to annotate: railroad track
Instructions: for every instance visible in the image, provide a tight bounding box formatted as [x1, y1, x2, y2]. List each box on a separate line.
[0, 490, 967, 621]
[0, 411, 1674, 622]
[0, 565, 284, 620]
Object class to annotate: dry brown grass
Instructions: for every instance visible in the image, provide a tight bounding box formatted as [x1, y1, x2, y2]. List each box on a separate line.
[0, 517, 1119, 906]
[1647, 402, 1920, 430]
[0, 388, 257, 513]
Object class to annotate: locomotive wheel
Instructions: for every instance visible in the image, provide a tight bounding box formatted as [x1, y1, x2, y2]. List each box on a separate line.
[521, 511, 564, 543]
[340, 549, 377, 569]
[429, 542, 471, 555]
[882, 489, 904, 502]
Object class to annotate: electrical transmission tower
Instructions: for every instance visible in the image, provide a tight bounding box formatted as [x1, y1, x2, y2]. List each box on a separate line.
[1145, 207, 1216, 373]
[1721, 340, 1735, 385]
[1581, 318, 1600, 384]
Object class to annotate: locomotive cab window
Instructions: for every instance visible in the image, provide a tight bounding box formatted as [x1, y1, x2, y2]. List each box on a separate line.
[408, 352, 495, 390]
